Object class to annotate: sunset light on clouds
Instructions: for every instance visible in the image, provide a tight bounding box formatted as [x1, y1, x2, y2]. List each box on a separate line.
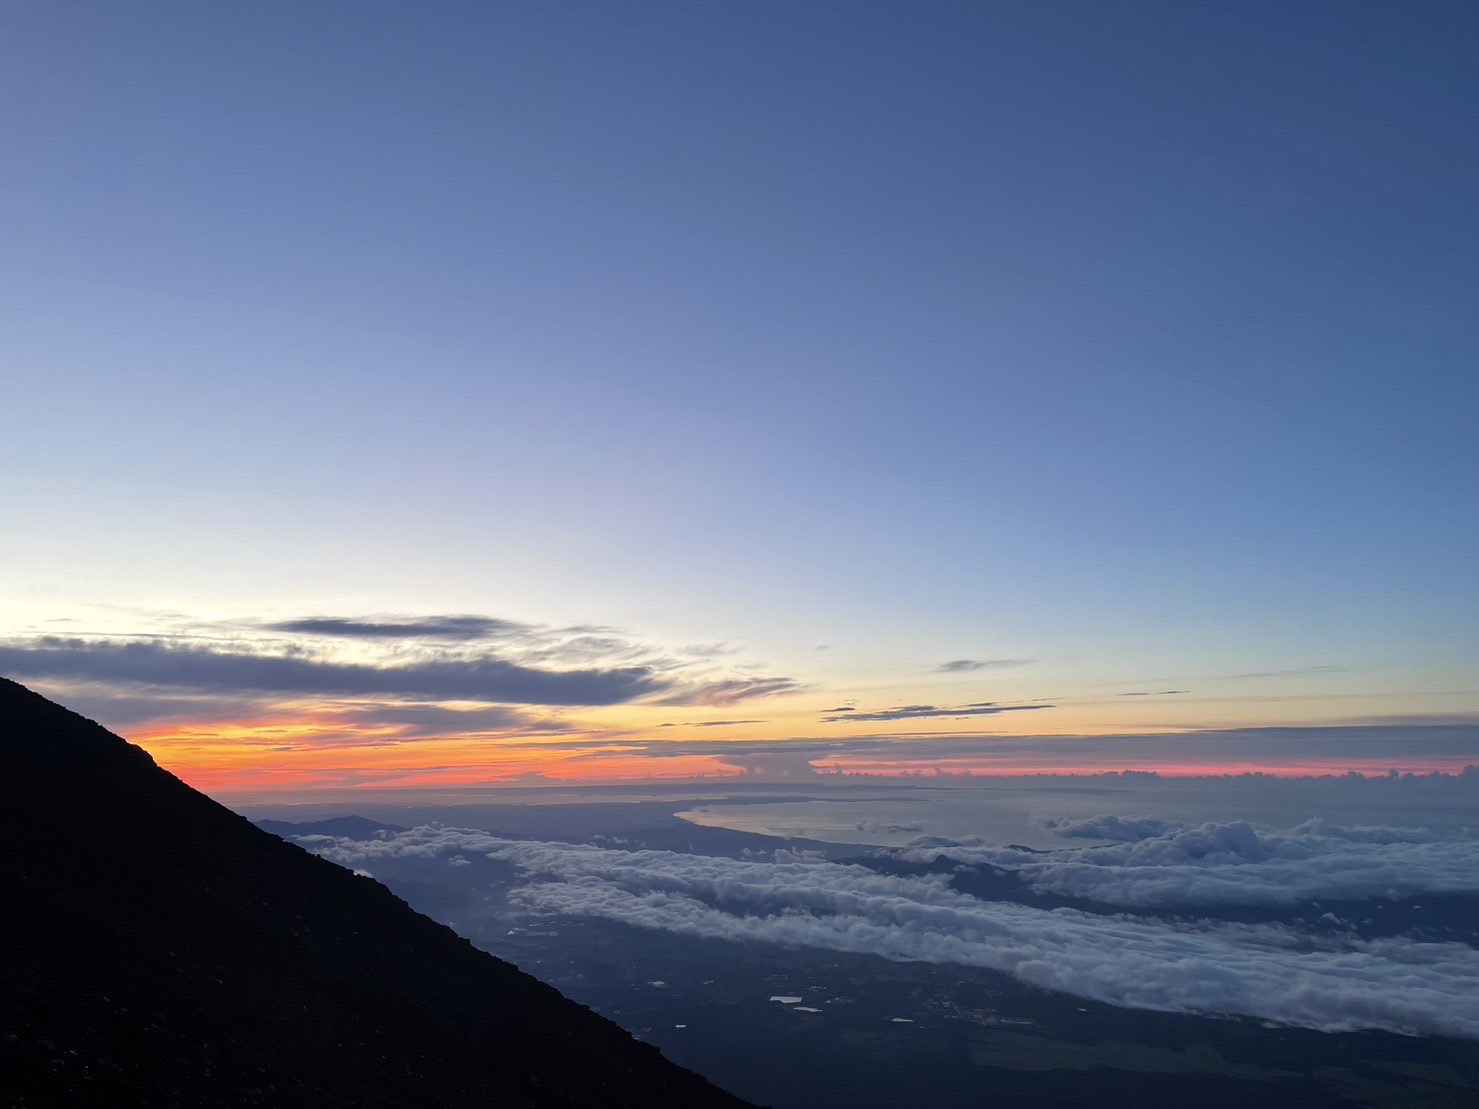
[3, 601, 1474, 798]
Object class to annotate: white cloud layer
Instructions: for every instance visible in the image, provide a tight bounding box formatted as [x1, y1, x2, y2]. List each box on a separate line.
[308, 824, 1479, 1040]
[895, 817, 1479, 907]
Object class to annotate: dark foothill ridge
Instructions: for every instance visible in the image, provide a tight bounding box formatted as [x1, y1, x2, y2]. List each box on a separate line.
[0, 677, 755, 1108]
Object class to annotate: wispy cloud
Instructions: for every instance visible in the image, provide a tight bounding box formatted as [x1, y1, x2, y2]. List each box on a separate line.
[318, 702, 572, 738]
[259, 613, 670, 671]
[678, 642, 743, 659]
[658, 676, 803, 707]
[933, 658, 1031, 673]
[1223, 665, 1346, 680]
[823, 703, 1054, 723]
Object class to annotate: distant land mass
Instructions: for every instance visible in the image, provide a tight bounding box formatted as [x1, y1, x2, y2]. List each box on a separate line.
[0, 677, 753, 1108]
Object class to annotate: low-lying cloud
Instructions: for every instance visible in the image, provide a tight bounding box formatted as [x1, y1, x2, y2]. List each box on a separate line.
[895, 817, 1479, 908]
[308, 825, 1479, 1040]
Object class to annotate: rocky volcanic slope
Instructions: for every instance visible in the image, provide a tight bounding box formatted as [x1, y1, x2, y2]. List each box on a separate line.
[0, 677, 754, 1109]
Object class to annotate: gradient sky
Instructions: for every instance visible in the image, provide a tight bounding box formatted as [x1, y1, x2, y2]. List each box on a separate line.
[4, 2, 1477, 795]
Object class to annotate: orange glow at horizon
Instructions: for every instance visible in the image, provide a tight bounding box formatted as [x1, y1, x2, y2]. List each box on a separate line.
[128, 713, 750, 794]
[123, 709, 1478, 798]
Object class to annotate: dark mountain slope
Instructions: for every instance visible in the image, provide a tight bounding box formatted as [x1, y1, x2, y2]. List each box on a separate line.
[0, 678, 753, 1109]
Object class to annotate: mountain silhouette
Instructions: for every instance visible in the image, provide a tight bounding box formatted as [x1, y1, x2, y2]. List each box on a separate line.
[0, 678, 754, 1108]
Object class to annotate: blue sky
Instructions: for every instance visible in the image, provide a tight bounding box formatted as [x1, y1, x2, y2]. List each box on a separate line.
[3, 2, 1476, 788]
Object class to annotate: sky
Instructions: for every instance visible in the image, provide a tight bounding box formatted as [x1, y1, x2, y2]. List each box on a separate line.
[3, 1, 1477, 797]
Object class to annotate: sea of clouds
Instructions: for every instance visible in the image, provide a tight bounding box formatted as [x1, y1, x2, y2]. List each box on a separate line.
[308, 818, 1479, 1041]
[895, 815, 1479, 907]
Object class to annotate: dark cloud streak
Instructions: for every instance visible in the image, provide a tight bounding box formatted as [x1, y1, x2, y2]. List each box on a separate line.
[824, 703, 1054, 723]
[0, 637, 664, 706]
[934, 658, 1031, 673]
[268, 615, 525, 640]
